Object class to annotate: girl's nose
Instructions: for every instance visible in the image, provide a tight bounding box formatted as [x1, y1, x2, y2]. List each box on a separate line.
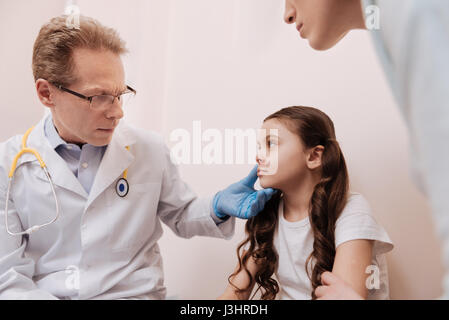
[256, 150, 266, 165]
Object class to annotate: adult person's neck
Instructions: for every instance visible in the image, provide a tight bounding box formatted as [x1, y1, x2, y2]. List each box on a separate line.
[340, 0, 368, 32]
[281, 171, 321, 223]
[351, 0, 368, 30]
[52, 117, 86, 148]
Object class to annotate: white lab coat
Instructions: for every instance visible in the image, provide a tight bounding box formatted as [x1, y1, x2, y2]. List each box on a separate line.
[361, 0, 449, 296]
[0, 115, 235, 299]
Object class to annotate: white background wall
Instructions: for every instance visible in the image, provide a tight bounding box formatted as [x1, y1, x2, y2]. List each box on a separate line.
[0, 0, 444, 299]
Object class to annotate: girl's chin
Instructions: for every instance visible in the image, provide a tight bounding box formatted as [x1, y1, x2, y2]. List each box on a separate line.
[259, 175, 278, 190]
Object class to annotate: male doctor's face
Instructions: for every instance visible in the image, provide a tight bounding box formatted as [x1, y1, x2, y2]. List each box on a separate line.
[283, 0, 365, 50]
[45, 48, 125, 146]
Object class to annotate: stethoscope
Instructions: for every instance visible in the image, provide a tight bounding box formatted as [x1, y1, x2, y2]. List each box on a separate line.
[5, 126, 130, 236]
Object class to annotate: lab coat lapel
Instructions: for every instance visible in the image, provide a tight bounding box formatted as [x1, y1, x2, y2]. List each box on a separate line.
[26, 116, 89, 199]
[85, 123, 135, 209]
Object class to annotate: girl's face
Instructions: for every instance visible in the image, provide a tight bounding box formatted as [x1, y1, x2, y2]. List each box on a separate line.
[283, 0, 364, 51]
[256, 118, 322, 190]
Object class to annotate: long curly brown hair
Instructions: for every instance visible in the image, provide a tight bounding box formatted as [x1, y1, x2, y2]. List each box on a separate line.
[229, 106, 349, 300]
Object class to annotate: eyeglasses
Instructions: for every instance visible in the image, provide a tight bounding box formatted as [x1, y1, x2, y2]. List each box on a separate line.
[52, 82, 137, 111]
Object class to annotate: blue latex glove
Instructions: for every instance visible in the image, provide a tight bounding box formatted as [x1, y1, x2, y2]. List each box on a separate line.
[213, 165, 277, 220]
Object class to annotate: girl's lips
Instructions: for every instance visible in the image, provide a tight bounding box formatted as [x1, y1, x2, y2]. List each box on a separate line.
[296, 23, 303, 32]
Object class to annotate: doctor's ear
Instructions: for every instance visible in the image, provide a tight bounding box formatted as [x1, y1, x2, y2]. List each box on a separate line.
[36, 79, 56, 108]
[306, 145, 324, 170]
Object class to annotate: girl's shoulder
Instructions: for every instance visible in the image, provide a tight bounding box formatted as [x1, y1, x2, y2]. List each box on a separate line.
[340, 192, 372, 216]
[336, 191, 394, 255]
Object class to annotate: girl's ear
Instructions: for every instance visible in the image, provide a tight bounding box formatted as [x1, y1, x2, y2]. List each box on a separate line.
[306, 145, 324, 170]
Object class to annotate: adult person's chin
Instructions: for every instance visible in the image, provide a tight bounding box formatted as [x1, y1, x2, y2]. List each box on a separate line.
[306, 29, 350, 51]
[285, 0, 363, 51]
[90, 128, 116, 146]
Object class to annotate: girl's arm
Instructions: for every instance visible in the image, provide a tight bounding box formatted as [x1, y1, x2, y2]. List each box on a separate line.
[330, 239, 374, 299]
[218, 251, 261, 300]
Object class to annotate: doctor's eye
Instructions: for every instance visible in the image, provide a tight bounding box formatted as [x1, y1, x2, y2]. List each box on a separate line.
[116, 91, 135, 106]
[90, 90, 136, 111]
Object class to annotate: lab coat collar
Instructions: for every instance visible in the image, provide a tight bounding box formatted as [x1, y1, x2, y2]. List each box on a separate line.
[25, 115, 89, 199]
[85, 120, 136, 209]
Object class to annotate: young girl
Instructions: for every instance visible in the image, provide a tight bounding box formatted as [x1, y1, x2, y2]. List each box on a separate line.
[219, 106, 393, 300]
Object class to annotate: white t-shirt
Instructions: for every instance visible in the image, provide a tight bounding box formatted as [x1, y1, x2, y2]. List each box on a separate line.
[274, 192, 394, 300]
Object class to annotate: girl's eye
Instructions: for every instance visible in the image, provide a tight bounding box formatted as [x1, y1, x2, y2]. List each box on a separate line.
[268, 140, 277, 147]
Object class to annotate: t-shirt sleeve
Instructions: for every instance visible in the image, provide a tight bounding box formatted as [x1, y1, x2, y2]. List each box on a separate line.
[335, 193, 394, 257]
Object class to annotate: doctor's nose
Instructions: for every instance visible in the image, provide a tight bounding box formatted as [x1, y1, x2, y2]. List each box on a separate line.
[106, 99, 124, 121]
[284, 1, 296, 24]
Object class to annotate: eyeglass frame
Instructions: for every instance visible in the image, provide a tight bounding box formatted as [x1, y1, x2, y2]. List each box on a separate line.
[50, 82, 137, 109]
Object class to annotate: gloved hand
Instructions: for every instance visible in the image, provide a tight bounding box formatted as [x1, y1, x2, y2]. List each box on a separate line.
[213, 165, 277, 220]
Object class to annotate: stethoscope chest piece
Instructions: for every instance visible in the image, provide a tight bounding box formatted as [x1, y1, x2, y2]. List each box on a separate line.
[116, 178, 129, 197]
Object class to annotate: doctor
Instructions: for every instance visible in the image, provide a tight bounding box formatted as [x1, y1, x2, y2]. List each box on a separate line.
[0, 15, 275, 299]
[283, 0, 449, 299]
